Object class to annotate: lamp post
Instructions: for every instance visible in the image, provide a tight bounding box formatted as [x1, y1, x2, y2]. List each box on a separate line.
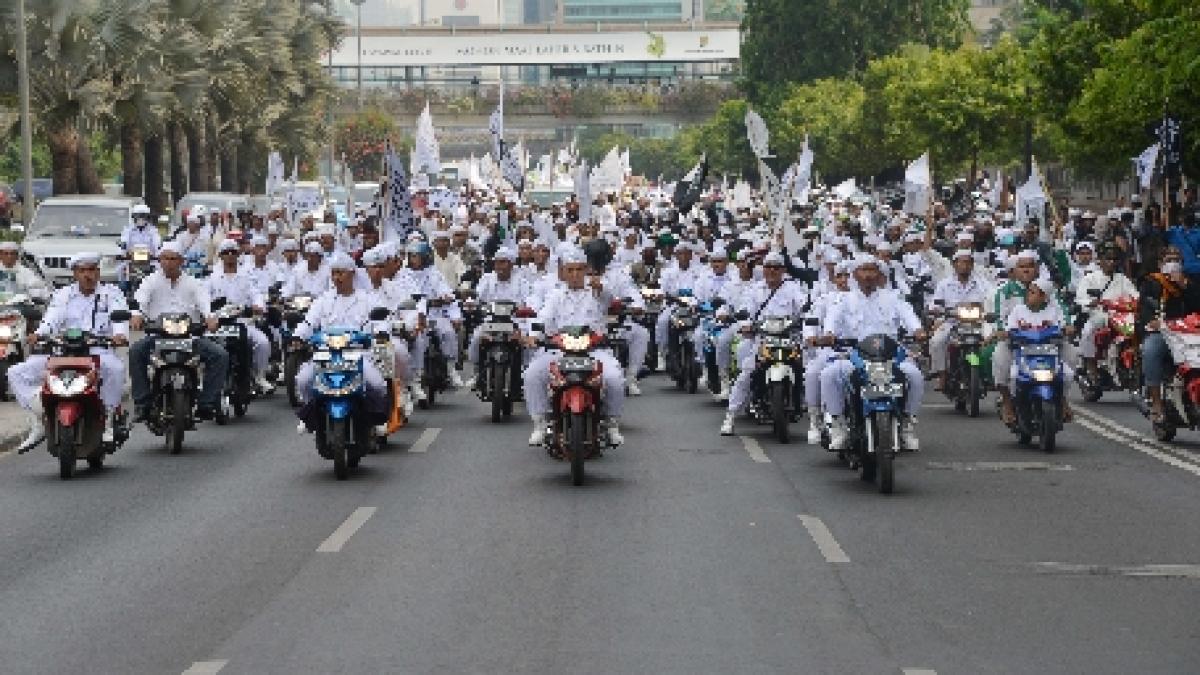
[351, 0, 366, 110]
[15, 0, 35, 217]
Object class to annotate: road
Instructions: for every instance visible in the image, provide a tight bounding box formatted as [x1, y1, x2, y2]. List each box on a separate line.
[0, 376, 1197, 674]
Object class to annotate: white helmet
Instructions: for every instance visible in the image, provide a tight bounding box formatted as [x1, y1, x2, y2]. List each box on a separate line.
[132, 204, 151, 217]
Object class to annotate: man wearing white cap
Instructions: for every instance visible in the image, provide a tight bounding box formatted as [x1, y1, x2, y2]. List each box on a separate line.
[431, 229, 466, 288]
[928, 250, 993, 391]
[361, 247, 414, 408]
[175, 212, 214, 263]
[242, 236, 286, 295]
[523, 249, 625, 447]
[0, 241, 49, 300]
[400, 241, 464, 389]
[1074, 245, 1137, 385]
[800, 260, 852, 444]
[120, 204, 162, 259]
[207, 240, 274, 393]
[657, 242, 705, 363]
[464, 247, 529, 389]
[129, 242, 227, 421]
[720, 252, 810, 436]
[819, 255, 924, 450]
[10, 253, 129, 452]
[282, 242, 331, 298]
[292, 252, 388, 411]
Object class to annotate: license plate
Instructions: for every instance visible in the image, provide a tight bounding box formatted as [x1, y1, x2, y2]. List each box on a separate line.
[482, 322, 514, 333]
[156, 339, 193, 352]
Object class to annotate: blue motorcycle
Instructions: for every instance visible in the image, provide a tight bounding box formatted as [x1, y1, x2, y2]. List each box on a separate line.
[699, 300, 728, 396]
[182, 251, 209, 279]
[1008, 325, 1066, 452]
[305, 326, 379, 480]
[838, 333, 911, 494]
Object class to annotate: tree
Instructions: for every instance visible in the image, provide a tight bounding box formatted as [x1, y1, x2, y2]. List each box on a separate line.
[740, 0, 971, 105]
[772, 77, 873, 180]
[681, 100, 758, 180]
[336, 108, 403, 180]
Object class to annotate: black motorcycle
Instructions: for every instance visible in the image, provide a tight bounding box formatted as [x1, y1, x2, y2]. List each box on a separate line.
[144, 313, 205, 454]
[417, 295, 452, 409]
[638, 286, 665, 372]
[207, 299, 255, 422]
[475, 300, 523, 422]
[666, 293, 701, 393]
[933, 300, 991, 417]
[747, 317, 802, 443]
[281, 293, 314, 406]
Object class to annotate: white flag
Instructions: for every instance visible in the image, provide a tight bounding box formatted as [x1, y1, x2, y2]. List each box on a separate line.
[745, 108, 772, 159]
[833, 178, 857, 201]
[413, 102, 441, 175]
[903, 152, 932, 215]
[574, 161, 592, 223]
[1134, 143, 1160, 190]
[1015, 158, 1047, 230]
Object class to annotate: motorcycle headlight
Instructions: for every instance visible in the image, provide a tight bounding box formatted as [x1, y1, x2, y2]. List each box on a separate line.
[956, 306, 982, 321]
[561, 334, 591, 351]
[289, 295, 313, 311]
[132, 249, 150, 262]
[0, 325, 14, 340]
[1032, 369, 1055, 382]
[163, 317, 190, 336]
[325, 334, 350, 350]
[48, 372, 89, 397]
[864, 362, 893, 387]
[312, 350, 332, 362]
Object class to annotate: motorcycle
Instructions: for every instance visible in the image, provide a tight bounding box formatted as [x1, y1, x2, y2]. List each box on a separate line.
[934, 300, 991, 417]
[304, 309, 389, 479]
[369, 314, 409, 451]
[207, 299, 255, 422]
[638, 286, 665, 372]
[747, 316, 800, 443]
[834, 333, 912, 494]
[1006, 325, 1067, 452]
[537, 324, 608, 486]
[281, 293, 314, 406]
[475, 300, 524, 422]
[699, 300, 729, 396]
[144, 313, 205, 454]
[666, 291, 701, 393]
[182, 251, 209, 279]
[0, 292, 41, 401]
[1075, 292, 1140, 402]
[417, 295, 452, 408]
[1143, 313, 1200, 442]
[122, 244, 154, 302]
[34, 318, 131, 479]
[605, 298, 632, 373]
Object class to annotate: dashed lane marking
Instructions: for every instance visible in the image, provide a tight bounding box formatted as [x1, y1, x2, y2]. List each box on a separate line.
[1034, 562, 1200, 579]
[316, 506, 377, 553]
[1075, 418, 1200, 479]
[408, 427, 441, 453]
[737, 435, 772, 463]
[182, 661, 227, 675]
[797, 515, 850, 564]
[926, 461, 1074, 472]
[902, 669, 938, 675]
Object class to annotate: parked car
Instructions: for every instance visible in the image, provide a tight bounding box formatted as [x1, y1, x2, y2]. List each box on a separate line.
[173, 192, 250, 230]
[20, 196, 136, 286]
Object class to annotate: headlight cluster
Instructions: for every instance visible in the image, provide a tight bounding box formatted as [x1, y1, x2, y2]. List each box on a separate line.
[48, 371, 89, 396]
[162, 317, 190, 336]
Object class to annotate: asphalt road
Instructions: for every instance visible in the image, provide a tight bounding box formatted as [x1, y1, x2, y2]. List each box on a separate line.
[0, 374, 1197, 674]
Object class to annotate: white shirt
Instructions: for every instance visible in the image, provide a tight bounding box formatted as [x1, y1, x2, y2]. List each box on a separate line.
[660, 263, 705, 297]
[37, 283, 128, 337]
[173, 225, 214, 261]
[931, 275, 993, 311]
[732, 280, 809, 320]
[121, 223, 162, 254]
[1006, 302, 1065, 332]
[133, 271, 212, 321]
[295, 289, 378, 340]
[476, 271, 530, 305]
[282, 264, 330, 298]
[1074, 270, 1138, 308]
[537, 286, 608, 335]
[206, 270, 264, 310]
[825, 288, 921, 340]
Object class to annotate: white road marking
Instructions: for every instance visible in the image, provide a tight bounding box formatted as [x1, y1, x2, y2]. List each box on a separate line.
[738, 435, 771, 463]
[926, 461, 1074, 472]
[1076, 419, 1200, 478]
[797, 515, 850, 563]
[408, 427, 441, 453]
[902, 669, 938, 675]
[182, 661, 228, 675]
[1034, 562, 1200, 579]
[1074, 405, 1200, 463]
[316, 506, 377, 553]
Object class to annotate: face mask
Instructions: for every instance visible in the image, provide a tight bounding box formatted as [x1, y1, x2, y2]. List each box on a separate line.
[1162, 262, 1183, 275]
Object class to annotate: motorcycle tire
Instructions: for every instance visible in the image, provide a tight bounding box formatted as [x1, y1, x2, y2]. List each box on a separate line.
[0, 362, 9, 401]
[568, 411, 587, 487]
[771, 381, 789, 443]
[686, 361, 699, 395]
[967, 366, 981, 418]
[1154, 419, 1177, 442]
[1078, 374, 1102, 403]
[56, 420, 75, 480]
[1039, 399, 1057, 453]
[872, 413, 895, 494]
[87, 452, 104, 471]
[168, 389, 188, 455]
[285, 352, 302, 407]
[331, 418, 349, 480]
[490, 365, 505, 423]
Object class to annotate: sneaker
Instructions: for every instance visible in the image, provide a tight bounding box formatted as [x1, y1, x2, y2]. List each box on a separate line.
[528, 415, 546, 446]
[719, 412, 735, 436]
[255, 374, 275, 394]
[828, 416, 849, 450]
[16, 414, 45, 454]
[607, 419, 624, 447]
[806, 410, 822, 445]
[900, 415, 919, 451]
[626, 377, 642, 396]
[715, 378, 731, 402]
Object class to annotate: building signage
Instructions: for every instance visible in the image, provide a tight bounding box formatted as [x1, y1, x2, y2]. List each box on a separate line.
[331, 29, 740, 67]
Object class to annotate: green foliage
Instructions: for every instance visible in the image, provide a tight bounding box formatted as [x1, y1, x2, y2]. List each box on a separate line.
[772, 78, 871, 180]
[578, 131, 692, 180]
[740, 0, 971, 105]
[681, 100, 756, 179]
[0, 133, 52, 183]
[335, 108, 404, 181]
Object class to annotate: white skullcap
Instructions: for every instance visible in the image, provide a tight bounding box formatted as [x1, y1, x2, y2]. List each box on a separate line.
[304, 242, 323, 255]
[763, 252, 786, 267]
[279, 239, 299, 252]
[328, 252, 356, 271]
[493, 247, 516, 262]
[874, 241, 893, 253]
[1028, 277, 1054, 296]
[250, 236, 269, 247]
[851, 254, 882, 272]
[709, 245, 728, 260]
[823, 248, 843, 264]
[1015, 249, 1039, 262]
[431, 230, 450, 241]
[315, 224, 335, 237]
[186, 213, 202, 224]
[559, 248, 587, 265]
[834, 261, 852, 275]
[68, 252, 101, 268]
[0, 241, 19, 252]
[448, 224, 466, 235]
[361, 247, 386, 266]
[951, 249, 974, 261]
[217, 239, 239, 253]
[159, 241, 183, 256]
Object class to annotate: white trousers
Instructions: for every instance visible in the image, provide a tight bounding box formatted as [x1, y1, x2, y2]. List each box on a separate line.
[821, 358, 923, 416]
[1077, 312, 1105, 359]
[805, 348, 835, 408]
[522, 348, 625, 418]
[929, 323, 953, 372]
[9, 349, 126, 412]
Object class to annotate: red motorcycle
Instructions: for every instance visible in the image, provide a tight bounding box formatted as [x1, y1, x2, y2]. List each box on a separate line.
[36, 317, 130, 479]
[1077, 294, 1140, 401]
[540, 324, 607, 486]
[1146, 313, 1200, 441]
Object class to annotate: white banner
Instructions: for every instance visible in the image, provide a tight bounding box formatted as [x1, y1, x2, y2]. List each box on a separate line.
[331, 29, 741, 67]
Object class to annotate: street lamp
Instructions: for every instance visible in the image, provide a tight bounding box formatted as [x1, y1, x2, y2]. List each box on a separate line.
[351, 0, 366, 110]
[15, 0, 34, 217]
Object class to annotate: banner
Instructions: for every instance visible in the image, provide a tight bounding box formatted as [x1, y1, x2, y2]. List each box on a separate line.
[744, 108, 772, 159]
[384, 143, 413, 242]
[1133, 143, 1160, 190]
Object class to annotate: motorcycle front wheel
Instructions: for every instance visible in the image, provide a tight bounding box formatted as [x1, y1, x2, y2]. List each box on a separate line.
[872, 413, 895, 494]
[1039, 399, 1057, 453]
[168, 389, 188, 455]
[285, 352, 302, 407]
[56, 420, 75, 480]
[684, 345, 698, 394]
[490, 362, 506, 423]
[568, 411, 587, 487]
[967, 365, 981, 418]
[330, 418, 349, 480]
[770, 380, 789, 443]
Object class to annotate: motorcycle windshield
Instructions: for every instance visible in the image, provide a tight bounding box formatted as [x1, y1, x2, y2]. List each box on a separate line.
[1011, 326, 1063, 345]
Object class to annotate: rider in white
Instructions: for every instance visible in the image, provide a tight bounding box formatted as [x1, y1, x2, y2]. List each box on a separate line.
[802, 260, 852, 444]
[1075, 247, 1138, 383]
[465, 246, 529, 389]
[820, 255, 925, 451]
[928, 250, 993, 391]
[10, 253, 128, 451]
[206, 239, 274, 392]
[119, 204, 162, 286]
[0, 241, 49, 300]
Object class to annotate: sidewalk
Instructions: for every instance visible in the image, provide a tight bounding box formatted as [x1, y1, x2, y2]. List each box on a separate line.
[0, 401, 31, 453]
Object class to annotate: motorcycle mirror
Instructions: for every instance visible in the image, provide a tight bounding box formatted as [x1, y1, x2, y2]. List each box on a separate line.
[368, 307, 391, 321]
[735, 310, 750, 321]
[210, 297, 227, 312]
[1087, 288, 1102, 298]
[933, 299, 944, 306]
[531, 322, 545, 333]
[804, 317, 819, 326]
[109, 309, 132, 323]
[126, 299, 139, 311]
